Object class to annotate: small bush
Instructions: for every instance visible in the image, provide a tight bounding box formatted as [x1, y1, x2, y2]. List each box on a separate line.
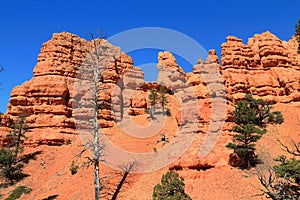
[69, 161, 79, 175]
[166, 108, 171, 116]
[145, 108, 150, 114]
[5, 185, 32, 200]
[65, 139, 72, 145]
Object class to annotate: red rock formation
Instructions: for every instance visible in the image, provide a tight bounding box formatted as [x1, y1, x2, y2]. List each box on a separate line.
[221, 31, 300, 103]
[1, 30, 300, 200]
[206, 49, 219, 64]
[1, 32, 140, 145]
[1, 30, 300, 148]
[157, 51, 186, 93]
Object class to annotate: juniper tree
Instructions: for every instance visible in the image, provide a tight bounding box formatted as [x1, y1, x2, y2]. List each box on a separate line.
[153, 170, 191, 200]
[226, 94, 283, 169]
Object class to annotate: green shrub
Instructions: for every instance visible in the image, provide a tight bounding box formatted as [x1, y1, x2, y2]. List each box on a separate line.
[70, 161, 79, 175]
[273, 155, 300, 180]
[153, 170, 191, 200]
[5, 186, 32, 200]
[166, 108, 171, 116]
[65, 138, 72, 145]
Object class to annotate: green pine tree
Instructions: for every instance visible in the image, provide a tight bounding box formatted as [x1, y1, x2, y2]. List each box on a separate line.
[159, 84, 168, 115]
[226, 94, 283, 169]
[0, 116, 28, 184]
[149, 88, 159, 114]
[296, 18, 300, 54]
[273, 155, 300, 183]
[153, 170, 192, 200]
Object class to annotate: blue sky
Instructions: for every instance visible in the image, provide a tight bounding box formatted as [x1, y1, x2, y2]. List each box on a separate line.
[0, 0, 299, 113]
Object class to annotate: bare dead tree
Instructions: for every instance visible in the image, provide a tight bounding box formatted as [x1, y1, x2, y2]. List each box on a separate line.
[75, 31, 117, 200]
[111, 161, 138, 200]
[91, 33, 102, 200]
[256, 139, 300, 199]
[94, 160, 138, 199]
[256, 168, 296, 200]
[278, 139, 300, 156]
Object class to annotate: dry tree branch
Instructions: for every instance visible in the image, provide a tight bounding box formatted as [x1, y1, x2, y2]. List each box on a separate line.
[277, 139, 300, 157]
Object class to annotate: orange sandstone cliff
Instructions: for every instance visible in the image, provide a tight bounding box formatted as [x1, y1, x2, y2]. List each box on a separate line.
[0, 31, 299, 200]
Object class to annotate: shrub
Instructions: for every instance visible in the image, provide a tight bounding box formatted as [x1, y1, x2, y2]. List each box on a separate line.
[65, 138, 72, 145]
[166, 108, 171, 116]
[70, 161, 79, 175]
[153, 170, 191, 200]
[5, 185, 32, 200]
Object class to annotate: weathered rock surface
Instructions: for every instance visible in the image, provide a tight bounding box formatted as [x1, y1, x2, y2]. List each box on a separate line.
[1, 30, 300, 200]
[1, 32, 143, 145]
[221, 31, 300, 103]
[1, 31, 300, 150]
[157, 51, 186, 93]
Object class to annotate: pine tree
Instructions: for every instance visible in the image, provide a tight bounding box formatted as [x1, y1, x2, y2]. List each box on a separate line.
[226, 94, 283, 169]
[296, 18, 300, 54]
[0, 116, 28, 184]
[153, 170, 192, 200]
[159, 84, 168, 115]
[273, 155, 300, 184]
[149, 88, 159, 114]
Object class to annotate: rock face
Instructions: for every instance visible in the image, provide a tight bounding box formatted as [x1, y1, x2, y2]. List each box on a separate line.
[221, 31, 300, 103]
[168, 31, 300, 171]
[156, 51, 186, 93]
[1, 31, 300, 147]
[2, 32, 144, 145]
[1, 30, 300, 200]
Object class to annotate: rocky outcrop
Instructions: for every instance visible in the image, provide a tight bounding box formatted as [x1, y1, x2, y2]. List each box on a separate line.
[1, 32, 141, 145]
[1, 30, 300, 147]
[167, 32, 300, 171]
[121, 66, 146, 116]
[157, 51, 186, 93]
[221, 31, 300, 103]
[206, 49, 219, 64]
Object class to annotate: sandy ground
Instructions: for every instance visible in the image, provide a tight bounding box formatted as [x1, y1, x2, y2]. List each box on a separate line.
[0, 102, 299, 200]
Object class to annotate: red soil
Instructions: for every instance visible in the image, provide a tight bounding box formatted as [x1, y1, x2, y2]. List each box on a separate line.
[0, 103, 299, 200]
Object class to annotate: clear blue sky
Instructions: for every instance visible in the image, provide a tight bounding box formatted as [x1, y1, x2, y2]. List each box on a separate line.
[0, 0, 299, 113]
